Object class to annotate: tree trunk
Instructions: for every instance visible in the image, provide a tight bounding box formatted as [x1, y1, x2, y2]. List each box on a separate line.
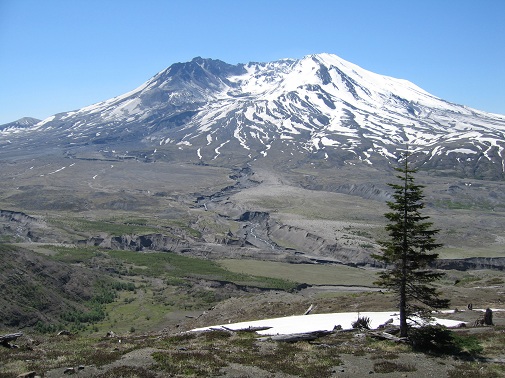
[400, 163, 409, 338]
[399, 284, 408, 337]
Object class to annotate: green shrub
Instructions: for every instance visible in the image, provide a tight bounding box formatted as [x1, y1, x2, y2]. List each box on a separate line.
[410, 326, 483, 357]
[451, 333, 484, 356]
[35, 321, 64, 334]
[61, 304, 106, 324]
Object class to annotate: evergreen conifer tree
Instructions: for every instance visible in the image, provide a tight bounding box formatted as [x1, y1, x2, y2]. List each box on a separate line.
[373, 154, 449, 338]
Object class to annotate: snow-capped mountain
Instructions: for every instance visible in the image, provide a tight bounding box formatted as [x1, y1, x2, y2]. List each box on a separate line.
[2, 53, 505, 179]
[0, 117, 41, 131]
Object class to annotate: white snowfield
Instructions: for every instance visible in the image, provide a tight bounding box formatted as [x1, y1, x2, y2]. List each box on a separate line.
[191, 309, 503, 336]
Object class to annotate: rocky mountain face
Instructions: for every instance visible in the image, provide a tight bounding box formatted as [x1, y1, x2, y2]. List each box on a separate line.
[2, 53, 505, 179]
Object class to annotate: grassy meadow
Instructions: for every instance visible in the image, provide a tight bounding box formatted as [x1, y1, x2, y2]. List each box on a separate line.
[218, 259, 377, 287]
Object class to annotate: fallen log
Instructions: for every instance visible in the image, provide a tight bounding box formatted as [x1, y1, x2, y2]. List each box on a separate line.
[16, 371, 37, 378]
[0, 332, 23, 348]
[303, 304, 315, 315]
[221, 326, 273, 333]
[482, 357, 505, 364]
[368, 331, 408, 343]
[257, 330, 333, 342]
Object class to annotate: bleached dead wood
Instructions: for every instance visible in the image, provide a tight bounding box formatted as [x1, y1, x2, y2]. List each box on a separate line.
[368, 331, 408, 343]
[16, 371, 37, 378]
[257, 330, 333, 342]
[220, 326, 273, 333]
[303, 304, 315, 315]
[482, 358, 505, 364]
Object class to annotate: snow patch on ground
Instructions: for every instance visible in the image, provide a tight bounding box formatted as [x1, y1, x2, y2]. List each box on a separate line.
[191, 311, 467, 336]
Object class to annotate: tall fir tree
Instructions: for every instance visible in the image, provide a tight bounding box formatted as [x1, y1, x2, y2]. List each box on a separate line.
[373, 154, 449, 338]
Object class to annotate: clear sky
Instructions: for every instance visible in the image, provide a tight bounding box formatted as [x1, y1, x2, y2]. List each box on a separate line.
[1, 0, 504, 124]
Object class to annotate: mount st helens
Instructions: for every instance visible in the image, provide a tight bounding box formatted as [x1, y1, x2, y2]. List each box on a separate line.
[1, 53, 505, 179]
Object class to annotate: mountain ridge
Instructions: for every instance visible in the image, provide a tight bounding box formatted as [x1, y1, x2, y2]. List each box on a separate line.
[2, 53, 505, 179]
[0, 116, 41, 131]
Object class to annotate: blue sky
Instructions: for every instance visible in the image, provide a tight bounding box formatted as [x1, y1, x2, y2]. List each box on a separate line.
[0, 0, 504, 124]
